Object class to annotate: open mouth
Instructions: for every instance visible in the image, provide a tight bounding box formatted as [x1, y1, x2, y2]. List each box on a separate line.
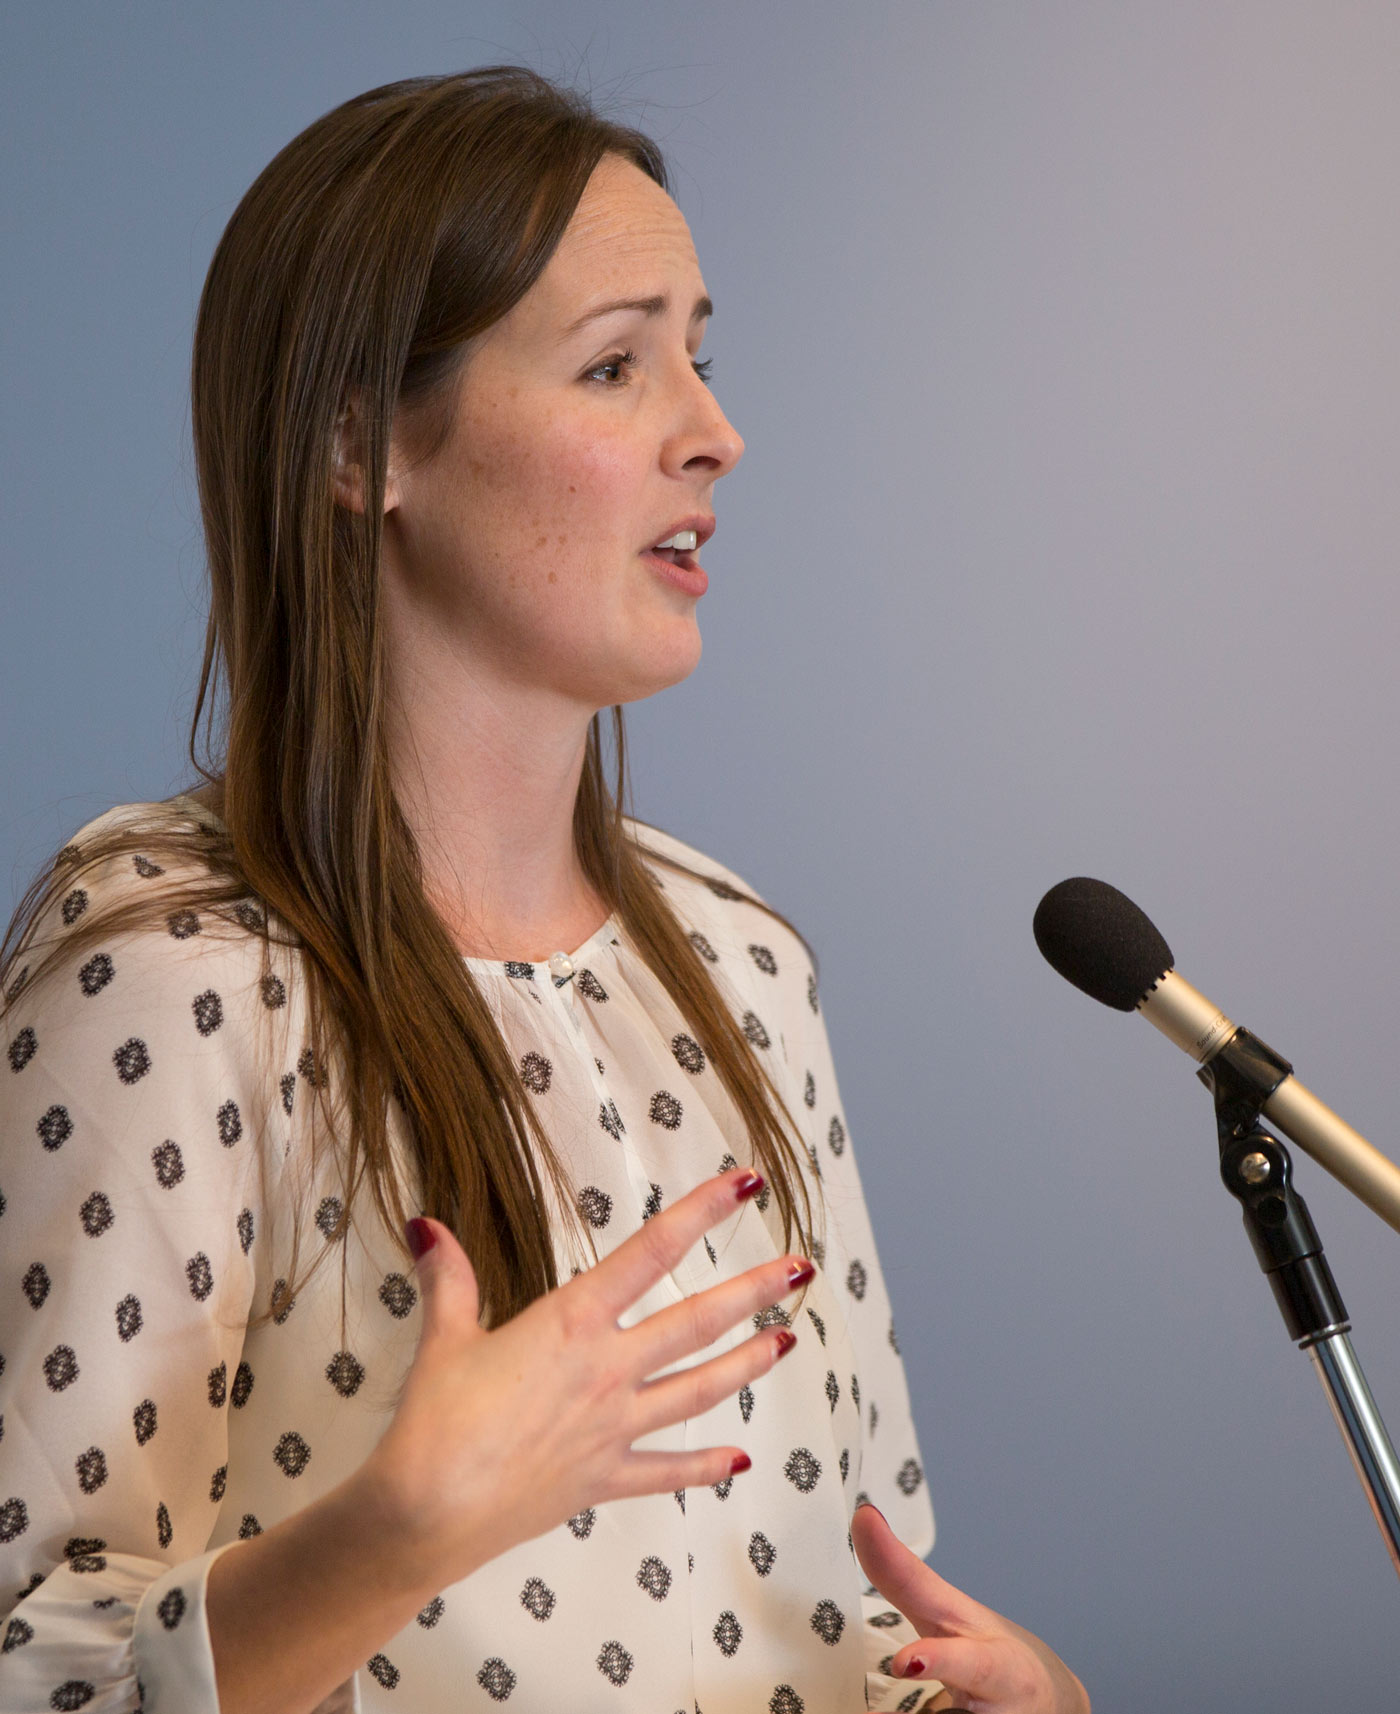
[641, 544, 708, 595]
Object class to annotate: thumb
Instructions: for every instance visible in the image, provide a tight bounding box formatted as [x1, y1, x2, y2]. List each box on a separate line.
[405, 1215, 482, 1337]
[852, 1504, 975, 1633]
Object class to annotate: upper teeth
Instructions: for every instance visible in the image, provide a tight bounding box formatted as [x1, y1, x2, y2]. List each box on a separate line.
[655, 529, 698, 551]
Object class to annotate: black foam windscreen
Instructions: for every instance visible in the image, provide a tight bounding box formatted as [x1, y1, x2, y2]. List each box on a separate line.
[1033, 877, 1174, 1011]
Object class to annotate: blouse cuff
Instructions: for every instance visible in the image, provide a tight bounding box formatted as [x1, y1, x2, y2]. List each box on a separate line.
[862, 1591, 944, 1712]
[131, 1540, 242, 1710]
[1, 1542, 239, 1712]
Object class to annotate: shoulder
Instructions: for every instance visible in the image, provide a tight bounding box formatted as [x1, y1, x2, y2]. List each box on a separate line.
[626, 816, 767, 902]
[4, 797, 302, 1073]
[625, 816, 818, 996]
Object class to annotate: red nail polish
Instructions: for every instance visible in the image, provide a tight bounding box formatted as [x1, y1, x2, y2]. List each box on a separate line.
[774, 1329, 797, 1358]
[405, 1217, 435, 1261]
[901, 1656, 927, 1678]
[729, 1452, 752, 1474]
[733, 1170, 765, 1202]
[786, 1258, 815, 1288]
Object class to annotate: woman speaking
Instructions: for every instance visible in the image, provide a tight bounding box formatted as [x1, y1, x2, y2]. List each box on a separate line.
[0, 66, 1087, 1714]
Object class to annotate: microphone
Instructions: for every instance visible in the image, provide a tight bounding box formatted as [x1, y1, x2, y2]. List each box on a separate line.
[1033, 877, 1400, 1235]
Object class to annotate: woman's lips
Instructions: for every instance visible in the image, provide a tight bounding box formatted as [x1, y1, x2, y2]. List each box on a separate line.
[641, 548, 708, 596]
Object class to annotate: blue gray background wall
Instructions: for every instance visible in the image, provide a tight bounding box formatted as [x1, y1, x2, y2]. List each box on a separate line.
[7, 4, 1400, 1704]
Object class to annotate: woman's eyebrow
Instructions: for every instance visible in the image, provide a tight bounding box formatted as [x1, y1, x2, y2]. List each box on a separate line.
[560, 292, 713, 341]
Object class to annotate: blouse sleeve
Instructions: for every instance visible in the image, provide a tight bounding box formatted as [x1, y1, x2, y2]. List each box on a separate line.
[0, 865, 296, 1712]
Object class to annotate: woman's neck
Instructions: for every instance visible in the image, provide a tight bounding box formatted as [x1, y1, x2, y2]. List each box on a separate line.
[385, 677, 611, 963]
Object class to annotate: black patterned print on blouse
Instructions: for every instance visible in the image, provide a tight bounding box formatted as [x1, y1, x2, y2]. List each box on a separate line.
[741, 1011, 770, 1050]
[478, 1656, 518, 1700]
[77, 954, 114, 997]
[192, 990, 223, 1036]
[596, 1640, 633, 1686]
[810, 1599, 844, 1644]
[151, 1141, 184, 1189]
[112, 1038, 150, 1084]
[577, 1186, 612, 1229]
[521, 1575, 556, 1619]
[520, 1051, 552, 1094]
[671, 1032, 705, 1074]
[37, 1104, 72, 1149]
[217, 1099, 242, 1146]
[367, 1655, 399, 1689]
[713, 1609, 742, 1655]
[636, 1556, 671, 1600]
[648, 1090, 682, 1129]
[81, 1194, 114, 1238]
[273, 1431, 311, 1478]
[379, 1273, 417, 1319]
[783, 1447, 821, 1492]
[326, 1352, 364, 1397]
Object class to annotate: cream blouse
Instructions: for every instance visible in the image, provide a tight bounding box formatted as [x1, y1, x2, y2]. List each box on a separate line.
[0, 799, 937, 1713]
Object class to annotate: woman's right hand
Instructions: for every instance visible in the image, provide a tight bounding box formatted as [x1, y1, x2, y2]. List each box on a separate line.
[363, 1167, 807, 1591]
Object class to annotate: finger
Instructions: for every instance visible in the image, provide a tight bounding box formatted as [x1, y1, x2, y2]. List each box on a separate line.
[630, 1325, 796, 1439]
[852, 1504, 990, 1634]
[625, 1252, 810, 1376]
[606, 1443, 753, 1502]
[585, 1167, 765, 1321]
[402, 1216, 482, 1344]
[890, 1635, 1010, 1702]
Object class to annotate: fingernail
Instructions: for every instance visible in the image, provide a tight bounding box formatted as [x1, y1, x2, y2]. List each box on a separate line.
[405, 1217, 435, 1261]
[733, 1170, 764, 1202]
[729, 1452, 752, 1474]
[786, 1258, 815, 1288]
[774, 1329, 797, 1359]
[900, 1656, 928, 1678]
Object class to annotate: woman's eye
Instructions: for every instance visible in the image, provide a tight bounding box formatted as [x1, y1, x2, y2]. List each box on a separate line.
[589, 349, 639, 385]
[587, 350, 716, 386]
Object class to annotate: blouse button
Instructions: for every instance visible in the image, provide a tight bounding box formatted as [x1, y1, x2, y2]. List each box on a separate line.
[547, 950, 574, 981]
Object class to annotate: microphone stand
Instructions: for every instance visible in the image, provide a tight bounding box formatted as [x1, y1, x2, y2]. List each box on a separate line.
[1200, 1027, 1400, 1580]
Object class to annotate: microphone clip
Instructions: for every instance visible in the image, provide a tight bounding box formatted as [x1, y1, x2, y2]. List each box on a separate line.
[1198, 1029, 1348, 1344]
[1195, 1026, 1293, 1143]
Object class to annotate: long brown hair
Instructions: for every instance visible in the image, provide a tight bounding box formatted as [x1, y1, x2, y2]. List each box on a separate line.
[0, 66, 818, 1330]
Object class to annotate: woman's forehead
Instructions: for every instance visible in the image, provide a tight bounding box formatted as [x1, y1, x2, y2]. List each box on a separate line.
[531, 159, 702, 331]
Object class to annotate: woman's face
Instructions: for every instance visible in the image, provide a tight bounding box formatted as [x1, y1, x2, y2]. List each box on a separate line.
[379, 151, 744, 714]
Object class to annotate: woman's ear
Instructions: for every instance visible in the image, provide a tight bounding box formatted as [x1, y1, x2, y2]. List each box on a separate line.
[332, 390, 403, 515]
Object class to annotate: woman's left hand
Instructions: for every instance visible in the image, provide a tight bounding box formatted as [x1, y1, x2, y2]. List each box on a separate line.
[851, 1504, 1090, 1714]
